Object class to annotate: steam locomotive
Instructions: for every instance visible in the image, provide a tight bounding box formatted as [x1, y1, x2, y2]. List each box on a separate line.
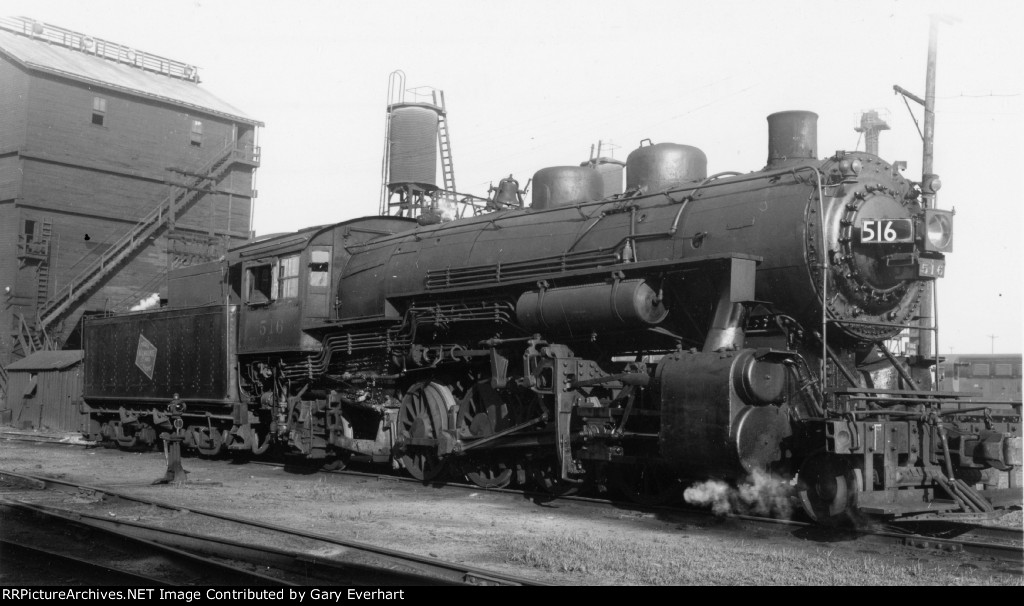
[81, 110, 1022, 522]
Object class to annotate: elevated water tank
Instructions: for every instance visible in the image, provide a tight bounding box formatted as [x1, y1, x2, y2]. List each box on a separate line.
[387, 102, 440, 190]
[626, 142, 707, 193]
[531, 166, 604, 210]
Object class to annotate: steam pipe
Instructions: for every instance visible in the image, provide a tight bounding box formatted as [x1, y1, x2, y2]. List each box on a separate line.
[666, 171, 742, 236]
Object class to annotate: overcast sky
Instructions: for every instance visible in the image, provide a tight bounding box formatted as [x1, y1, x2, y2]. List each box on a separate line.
[6, 0, 1023, 354]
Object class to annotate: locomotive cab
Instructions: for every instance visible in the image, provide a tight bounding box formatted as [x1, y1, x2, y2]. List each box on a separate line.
[233, 216, 419, 355]
[237, 228, 324, 354]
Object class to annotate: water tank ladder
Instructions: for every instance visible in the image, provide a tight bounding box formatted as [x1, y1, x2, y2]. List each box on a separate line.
[437, 103, 456, 194]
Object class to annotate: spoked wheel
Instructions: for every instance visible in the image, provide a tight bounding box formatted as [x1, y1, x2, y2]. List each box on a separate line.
[460, 458, 513, 489]
[454, 379, 527, 489]
[398, 381, 455, 482]
[529, 458, 581, 497]
[456, 379, 520, 439]
[609, 461, 683, 506]
[796, 453, 858, 523]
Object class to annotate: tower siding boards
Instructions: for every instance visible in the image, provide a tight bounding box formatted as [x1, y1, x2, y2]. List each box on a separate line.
[0, 157, 22, 200]
[0, 19, 261, 375]
[0, 203, 17, 366]
[18, 161, 251, 236]
[0, 58, 28, 152]
[23, 70, 253, 181]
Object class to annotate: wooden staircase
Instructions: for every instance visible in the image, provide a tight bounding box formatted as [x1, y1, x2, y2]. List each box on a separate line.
[36, 141, 258, 335]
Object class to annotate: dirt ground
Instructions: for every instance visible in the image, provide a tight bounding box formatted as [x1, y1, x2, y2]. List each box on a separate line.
[0, 432, 1021, 586]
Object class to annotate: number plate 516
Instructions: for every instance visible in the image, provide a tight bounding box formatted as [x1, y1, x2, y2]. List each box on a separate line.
[860, 218, 914, 243]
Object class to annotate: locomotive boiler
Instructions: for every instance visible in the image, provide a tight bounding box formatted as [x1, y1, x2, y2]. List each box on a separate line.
[81, 110, 1022, 522]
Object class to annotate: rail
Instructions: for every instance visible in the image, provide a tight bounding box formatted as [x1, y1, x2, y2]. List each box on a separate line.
[0, 16, 201, 82]
[0, 470, 546, 586]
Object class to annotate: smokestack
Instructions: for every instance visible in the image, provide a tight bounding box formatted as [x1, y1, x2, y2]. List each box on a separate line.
[766, 110, 818, 168]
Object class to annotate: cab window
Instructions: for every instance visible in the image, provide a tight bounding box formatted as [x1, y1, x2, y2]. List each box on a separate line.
[309, 250, 330, 287]
[278, 255, 300, 299]
[247, 263, 273, 305]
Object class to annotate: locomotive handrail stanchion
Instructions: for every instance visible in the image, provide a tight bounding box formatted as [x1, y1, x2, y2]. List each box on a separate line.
[795, 165, 830, 393]
[813, 331, 860, 387]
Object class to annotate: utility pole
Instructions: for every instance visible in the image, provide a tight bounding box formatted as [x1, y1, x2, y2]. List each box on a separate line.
[919, 15, 940, 363]
[988, 334, 997, 354]
[894, 15, 955, 375]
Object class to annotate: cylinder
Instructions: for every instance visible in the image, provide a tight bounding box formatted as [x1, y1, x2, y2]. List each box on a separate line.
[626, 143, 707, 194]
[733, 354, 787, 406]
[515, 279, 667, 333]
[656, 349, 791, 477]
[580, 157, 626, 197]
[766, 110, 818, 167]
[531, 166, 604, 210]
[387, 103, 440, 189]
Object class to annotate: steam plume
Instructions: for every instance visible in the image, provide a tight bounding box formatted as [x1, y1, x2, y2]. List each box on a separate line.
[683, 469, 793, 518]
[130, 293, 161, 311]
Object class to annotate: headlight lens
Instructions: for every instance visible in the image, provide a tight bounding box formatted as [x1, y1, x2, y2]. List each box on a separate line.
[923, 209, 953, 252]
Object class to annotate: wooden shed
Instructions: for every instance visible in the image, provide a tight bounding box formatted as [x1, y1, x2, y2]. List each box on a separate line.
[3, 350, 85, 432]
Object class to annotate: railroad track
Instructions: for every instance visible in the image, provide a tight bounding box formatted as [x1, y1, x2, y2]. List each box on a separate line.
[1, 504, 288, 586]
[0, 470, 546, 586]
[0, 431, 93, 446]
[5, 435, 1021, 568]
[252, 459, 1024, 565]
[879, 521, 1024, 563]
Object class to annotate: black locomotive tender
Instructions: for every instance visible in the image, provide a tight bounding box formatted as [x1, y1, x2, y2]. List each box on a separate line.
[82, 111, 1022, 522]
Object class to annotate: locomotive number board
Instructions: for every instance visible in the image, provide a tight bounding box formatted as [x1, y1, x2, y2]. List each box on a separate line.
[859, 218, 913, 243]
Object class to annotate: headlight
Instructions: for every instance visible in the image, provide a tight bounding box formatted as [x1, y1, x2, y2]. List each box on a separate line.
[921, 208, 954, 253]
[923, 174, 942, 194]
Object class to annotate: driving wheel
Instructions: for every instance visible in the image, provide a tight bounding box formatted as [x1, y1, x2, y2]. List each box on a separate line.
[398, 381, 455, 481]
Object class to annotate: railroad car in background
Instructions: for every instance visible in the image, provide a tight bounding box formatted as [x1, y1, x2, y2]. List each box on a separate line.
[938, 354, 1022, 402]
[81, 110, 1022, 524]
